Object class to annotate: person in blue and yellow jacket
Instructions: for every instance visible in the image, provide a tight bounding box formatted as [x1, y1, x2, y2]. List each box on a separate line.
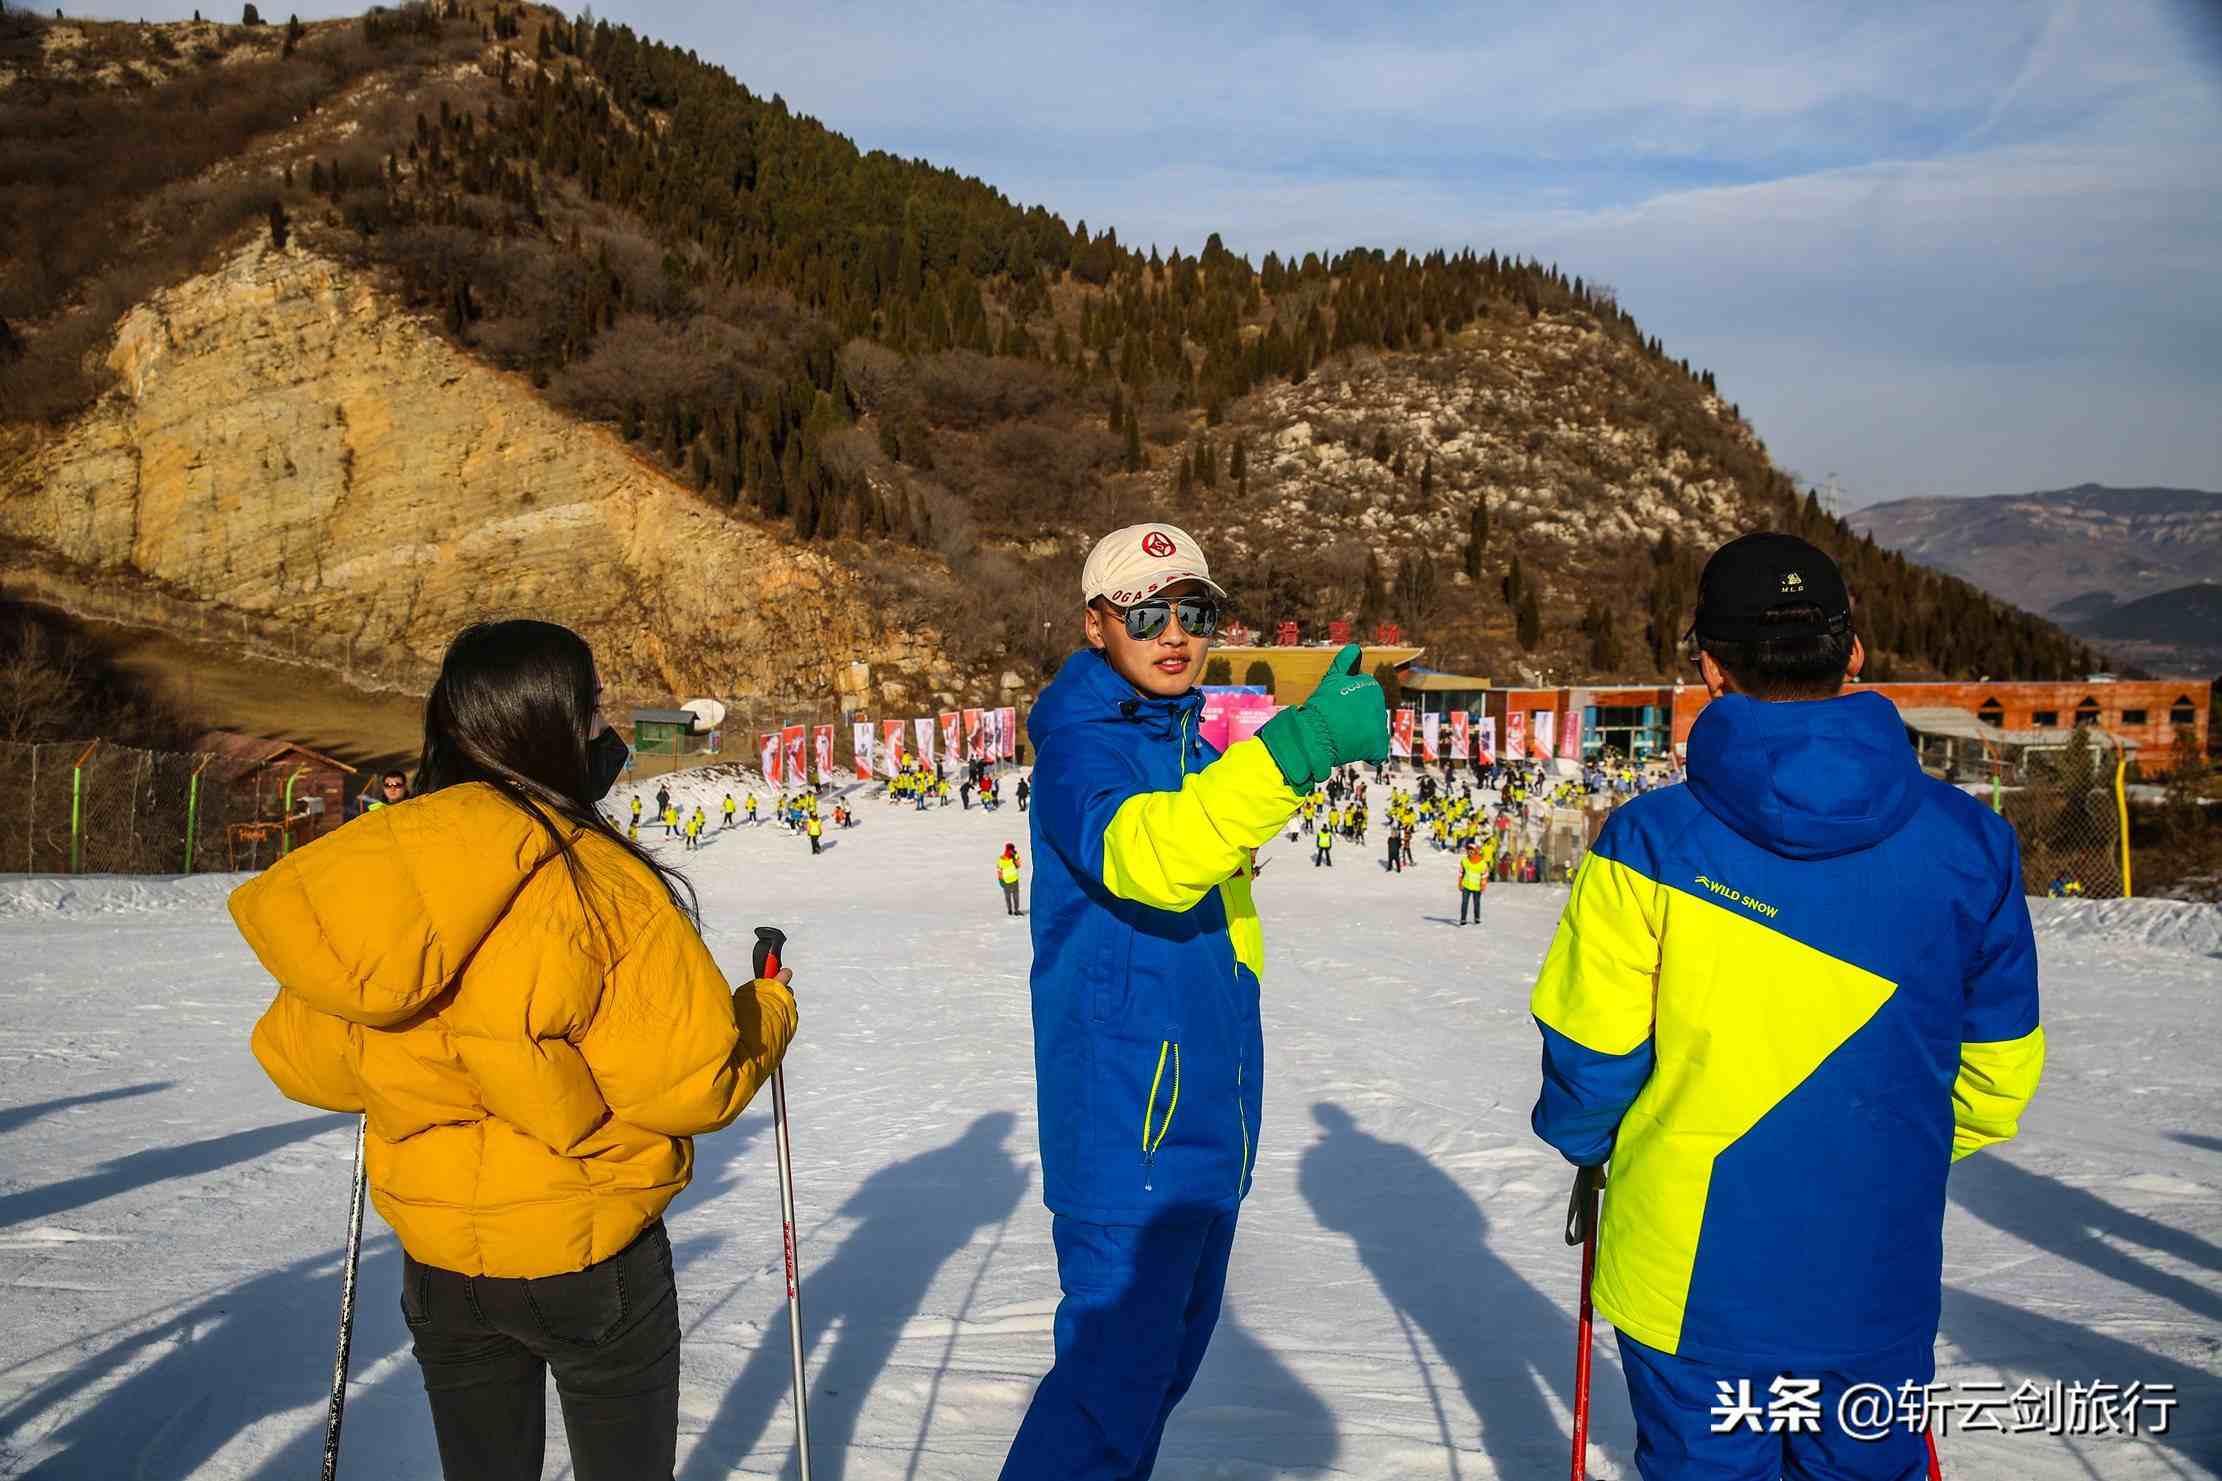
[1530, 534, 2042, 1481]
[1004, 523, 1386, 1481]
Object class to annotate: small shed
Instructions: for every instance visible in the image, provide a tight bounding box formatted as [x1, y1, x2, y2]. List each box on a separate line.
[191, 733, 359, 851]
[630, 708, 702, 761]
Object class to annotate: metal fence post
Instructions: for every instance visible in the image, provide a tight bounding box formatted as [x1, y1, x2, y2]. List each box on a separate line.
[185, 755, 214, 875]
[2115, 754, 2133, 899]
[280, 765, 308, 856]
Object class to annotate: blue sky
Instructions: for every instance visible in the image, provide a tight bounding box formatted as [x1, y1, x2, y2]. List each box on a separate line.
[81, 0, 2222, 505]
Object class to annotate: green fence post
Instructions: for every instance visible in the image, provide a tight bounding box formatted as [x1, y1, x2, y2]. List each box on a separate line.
[69, 740, 98, 875]
[185, 755, 213, 874]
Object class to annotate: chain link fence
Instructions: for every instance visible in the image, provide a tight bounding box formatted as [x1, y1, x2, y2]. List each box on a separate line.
[0, 740, 262, 876]
[1997, 729, 2130, 899]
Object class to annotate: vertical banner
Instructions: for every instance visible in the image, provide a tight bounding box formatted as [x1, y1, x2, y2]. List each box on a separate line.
[1390, 708, 1416, 759]
[1531, 711, 1555, 759]
[852, 721, 875, 781]
[1421, 712, 1441, 762]
[759, 731, 782, 787]
[1199, 691, 1236, 752]
[782, 724, 807, 787]
[1477, 715, 1497, 764]
[813, 724, 834, 782]
[980, 708, 1000, 763]
[1450, 710, 1469, 762]
[998, 707, 1019, 760]
[879, 719, 906, 778]
[913, 716, 936, 770]
[1559, 708, 1582, 761]
[1506, 711, 1528, 760]
[963, 708, 984, 761]
[939, 711, 960, 761]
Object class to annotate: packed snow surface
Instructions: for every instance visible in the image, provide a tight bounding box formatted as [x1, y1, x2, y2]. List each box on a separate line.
[2, 771, 2218, 1478]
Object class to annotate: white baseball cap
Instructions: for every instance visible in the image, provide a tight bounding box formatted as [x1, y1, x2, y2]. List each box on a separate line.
[1081, 523, 1227, 607]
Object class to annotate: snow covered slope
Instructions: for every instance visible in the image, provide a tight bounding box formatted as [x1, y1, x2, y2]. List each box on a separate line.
[1, 780, 2217, 1478]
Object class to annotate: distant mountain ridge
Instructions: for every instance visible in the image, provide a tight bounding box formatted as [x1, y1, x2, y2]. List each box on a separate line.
[1847, 484, 2222, 675]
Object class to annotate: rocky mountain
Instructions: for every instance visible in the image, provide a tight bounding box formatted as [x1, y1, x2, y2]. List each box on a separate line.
[1848, 485, 2222, 614]
[0, 3, 2102, 735]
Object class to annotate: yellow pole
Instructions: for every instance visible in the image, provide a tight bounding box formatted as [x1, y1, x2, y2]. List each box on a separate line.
[2114, 752, 2133, 899]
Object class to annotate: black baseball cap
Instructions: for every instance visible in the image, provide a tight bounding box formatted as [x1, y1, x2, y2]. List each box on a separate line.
[1692, 533, 1851, 643]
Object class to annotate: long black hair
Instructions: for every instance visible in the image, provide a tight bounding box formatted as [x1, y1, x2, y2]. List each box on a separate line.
[414, 619, 698, 931]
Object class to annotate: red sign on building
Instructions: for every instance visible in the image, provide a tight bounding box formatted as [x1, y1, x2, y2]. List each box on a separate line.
[1328, 619, 1353, 644]
[1375, 623, 1401, 645]
[1275, 621, 1301, 647]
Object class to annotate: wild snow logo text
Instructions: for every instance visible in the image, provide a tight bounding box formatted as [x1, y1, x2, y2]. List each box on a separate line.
[1694, 874, 1780, 919]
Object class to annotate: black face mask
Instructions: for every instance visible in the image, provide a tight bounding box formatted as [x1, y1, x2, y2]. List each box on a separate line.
[587, 726, 630, 801]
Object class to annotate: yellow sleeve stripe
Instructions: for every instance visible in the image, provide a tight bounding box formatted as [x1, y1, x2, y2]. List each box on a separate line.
[1952, 1026, 2046, 1162]
[1531, 853, 1665, 1056]
[1100, 738, 1299, 913]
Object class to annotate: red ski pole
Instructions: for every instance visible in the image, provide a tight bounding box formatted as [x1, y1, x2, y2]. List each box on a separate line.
[1564, 1164, 1606, 1481]
[1926, 1429, 1943, 1479]
[753, 926, 813, 1481]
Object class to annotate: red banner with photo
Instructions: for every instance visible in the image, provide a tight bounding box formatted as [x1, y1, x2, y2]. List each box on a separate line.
[879, 719, 905, 778]
[782, 724, 807, 786]
[1506, 711, 1528, 760]
[1421, 712, 1441, 762]
[813, 724, 834, 781]
[852, 721, 875, 780]
[1450, 710, 1469, 761]
[998, 707, 1019, 760]
[759, 731, 781, 786]
[1559, 707, 1582, 760]
[1390, 708, 1415, 759]
[940, 711, 960, 761]
[913, 716, 936, 769]
[962, 708, 984, 760]
[1476, 715, 1497, 763]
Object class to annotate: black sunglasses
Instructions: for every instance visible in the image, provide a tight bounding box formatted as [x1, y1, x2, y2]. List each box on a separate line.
[1117, 596, 1221, 641]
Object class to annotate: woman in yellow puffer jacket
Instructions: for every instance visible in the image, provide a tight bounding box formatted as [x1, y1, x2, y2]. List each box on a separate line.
[232, 620, 797, 1481]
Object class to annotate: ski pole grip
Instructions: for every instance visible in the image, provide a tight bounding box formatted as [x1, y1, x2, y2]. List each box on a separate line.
[1564, 1164, 1606, 1247]
[753, 925, 787, 982]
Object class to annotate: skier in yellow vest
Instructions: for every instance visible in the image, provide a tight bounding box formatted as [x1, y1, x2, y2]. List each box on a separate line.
[806, 811, 824, 856]
[998, 843, 1024, 916]
[746, 793, 759, 826]
[1313, 824, 1334, 868]
[722, 793, 737, 829]
[1458, 842, 1488, 925]
[629, 794, 642, 828]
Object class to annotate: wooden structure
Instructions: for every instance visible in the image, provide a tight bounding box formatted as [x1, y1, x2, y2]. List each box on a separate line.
[192, 733, 359, 852]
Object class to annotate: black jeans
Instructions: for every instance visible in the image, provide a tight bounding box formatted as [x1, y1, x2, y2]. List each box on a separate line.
[402, 1220, 682, 1481]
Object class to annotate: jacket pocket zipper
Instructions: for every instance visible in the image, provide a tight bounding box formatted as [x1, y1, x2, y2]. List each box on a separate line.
[1141, 1039, 1180, 1191]
[1236, 1059, 1251, 1197]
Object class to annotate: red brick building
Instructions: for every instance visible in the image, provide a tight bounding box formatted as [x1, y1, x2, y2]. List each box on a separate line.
[1470, 679, 2207, 775]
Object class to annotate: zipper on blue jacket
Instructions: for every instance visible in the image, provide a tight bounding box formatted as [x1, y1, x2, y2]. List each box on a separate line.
[1236, 1057, 1250, 1197]
[1142, 1040, 1180, 1191]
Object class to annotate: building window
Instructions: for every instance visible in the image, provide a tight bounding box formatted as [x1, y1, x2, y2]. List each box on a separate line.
[1976, 699, 2004, 727]
[2172, 697, 2197, 726]
[2032, 710, 2058, 728]
[2120, 709, 2147, 727]
[2073, 698, 2101, 727]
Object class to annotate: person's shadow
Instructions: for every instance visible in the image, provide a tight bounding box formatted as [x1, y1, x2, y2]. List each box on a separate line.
[1950, 1153, 2222, 1326]
[1299, 1102, 1627, 1478]
[679, 1111, 1028, 1481]
[1153, 1305, 1342, 1475]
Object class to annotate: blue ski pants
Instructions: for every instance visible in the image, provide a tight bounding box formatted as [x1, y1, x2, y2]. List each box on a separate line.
[999, 1211, 1238, 1481]
[1618, 1329, 1935, 1480]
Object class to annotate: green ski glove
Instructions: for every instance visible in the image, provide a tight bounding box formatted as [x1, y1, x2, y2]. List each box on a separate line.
[1256, 644, 1390, 791]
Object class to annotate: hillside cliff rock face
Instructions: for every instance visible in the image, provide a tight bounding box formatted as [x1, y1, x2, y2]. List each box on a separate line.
[0, 238, 941, 714]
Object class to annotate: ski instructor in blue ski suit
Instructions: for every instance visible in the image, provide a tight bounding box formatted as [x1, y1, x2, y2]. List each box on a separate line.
[1530, 532, 2045, 1480]
[1002, 522, 1388, 1480]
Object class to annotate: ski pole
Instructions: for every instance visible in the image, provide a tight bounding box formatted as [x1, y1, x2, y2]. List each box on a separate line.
[1564, 1163, 1606, 1481]
[321, 1115, 368, 1481]
[1926, 1429, 1943, 1480]
[753, 926, 813, 1481]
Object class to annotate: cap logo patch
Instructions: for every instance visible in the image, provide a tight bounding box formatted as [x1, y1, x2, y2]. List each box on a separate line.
[1781, 571, 1804, 593]
[1141, 531, 1176, 558]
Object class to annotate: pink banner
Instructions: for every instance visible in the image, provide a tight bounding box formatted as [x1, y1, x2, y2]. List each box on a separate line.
[1421, 712, 1441, 762]
[914, 716, 936, 769]
[1390, 708, 1415, 759]
[760, 731, 781, 786]
[963, 708, 983, 760]
[940, 711, 960, 760]
[814, 724, 834, 781]
[852, 721, 875, 780]
[1559, 707, 1582, 760]
[998, 706, 1019, 760]
[782, 724, 807, 786]
[1531, 711, 1555, 758]
[1450, 711, 1469, 760]
[1227, 701, 1280, 746]
[880, 719, 906, 779]
[1199, 692, 1236, 752]
[1506, 711, 1527, 760]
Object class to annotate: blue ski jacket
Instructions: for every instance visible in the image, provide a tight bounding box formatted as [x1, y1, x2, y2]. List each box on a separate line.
[1531, 690, 2044, 1368]
[1026, 649, 1301, 1224]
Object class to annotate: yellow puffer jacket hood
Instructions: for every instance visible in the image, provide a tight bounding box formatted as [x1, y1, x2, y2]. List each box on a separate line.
[233, 782, 796, 1278]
